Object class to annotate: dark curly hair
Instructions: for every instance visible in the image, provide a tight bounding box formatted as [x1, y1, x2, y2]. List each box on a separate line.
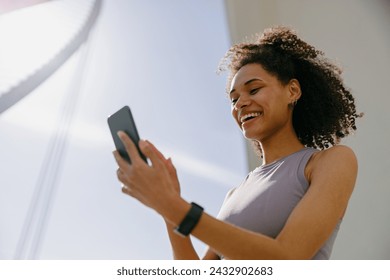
[218, 26, 362, 154]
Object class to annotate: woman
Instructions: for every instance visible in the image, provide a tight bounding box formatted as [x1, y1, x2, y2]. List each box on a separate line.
[113, 26, 362, 259]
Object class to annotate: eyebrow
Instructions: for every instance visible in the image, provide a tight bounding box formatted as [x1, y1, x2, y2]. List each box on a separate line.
[229, 78, 264, 95]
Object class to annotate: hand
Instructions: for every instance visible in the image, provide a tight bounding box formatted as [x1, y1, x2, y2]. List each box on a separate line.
[113, 131, 181, 215]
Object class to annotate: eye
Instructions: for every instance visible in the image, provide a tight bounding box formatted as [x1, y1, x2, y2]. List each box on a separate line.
[230, 94, 239, 105]
[250, 88, 261, 95]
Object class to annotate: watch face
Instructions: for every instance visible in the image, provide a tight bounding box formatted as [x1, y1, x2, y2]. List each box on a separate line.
[175, 203, 204, 237]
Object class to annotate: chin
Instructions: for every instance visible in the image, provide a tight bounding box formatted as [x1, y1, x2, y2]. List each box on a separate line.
[242, 124, 270, 141]
[242, 127, 257, 138]
[243, 132, 259, 141]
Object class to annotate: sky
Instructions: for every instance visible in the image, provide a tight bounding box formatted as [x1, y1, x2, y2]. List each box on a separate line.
[0, 0, 248, 259]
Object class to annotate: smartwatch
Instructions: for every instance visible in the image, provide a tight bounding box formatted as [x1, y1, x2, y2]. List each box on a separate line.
[174, 202, 204, 237]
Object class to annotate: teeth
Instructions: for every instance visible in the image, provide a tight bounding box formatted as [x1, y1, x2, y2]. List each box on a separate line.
[240, 112, 262, 123]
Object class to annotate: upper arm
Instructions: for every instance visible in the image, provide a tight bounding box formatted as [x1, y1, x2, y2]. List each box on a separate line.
[276, 145, 358, 259]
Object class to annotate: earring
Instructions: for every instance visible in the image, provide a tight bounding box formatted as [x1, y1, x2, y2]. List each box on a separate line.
[289, 99, 298, 108]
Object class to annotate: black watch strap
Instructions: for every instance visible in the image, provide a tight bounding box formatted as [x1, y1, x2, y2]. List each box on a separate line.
[174, 202, 204, 237]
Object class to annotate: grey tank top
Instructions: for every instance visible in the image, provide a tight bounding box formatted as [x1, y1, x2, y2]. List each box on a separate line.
[217, 147, 341, 260]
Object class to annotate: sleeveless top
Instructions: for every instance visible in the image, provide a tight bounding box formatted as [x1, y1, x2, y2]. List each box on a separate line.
[217, 148, 341, 259]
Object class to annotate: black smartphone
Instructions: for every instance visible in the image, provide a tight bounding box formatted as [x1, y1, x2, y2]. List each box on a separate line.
[107, 105, 147, 164]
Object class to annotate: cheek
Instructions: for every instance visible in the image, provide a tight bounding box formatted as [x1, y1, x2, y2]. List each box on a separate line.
[231, 107, 239, 123]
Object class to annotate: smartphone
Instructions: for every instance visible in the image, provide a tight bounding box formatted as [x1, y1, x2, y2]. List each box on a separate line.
[107, 105, 147, 164]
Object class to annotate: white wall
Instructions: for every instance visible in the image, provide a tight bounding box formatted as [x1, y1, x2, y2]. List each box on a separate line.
[0, 0, 247, 259]
[225, 0, 390, 259]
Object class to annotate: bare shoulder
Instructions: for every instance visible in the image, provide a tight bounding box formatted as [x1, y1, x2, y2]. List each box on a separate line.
[316, 145, 357, 167]
[308, 144, 357, 167]
[307, 145, 358, 187]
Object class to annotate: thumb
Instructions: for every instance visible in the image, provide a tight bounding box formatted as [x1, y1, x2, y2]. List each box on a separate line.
[166, 158, 179, 180]
[166, 158, 180, 194]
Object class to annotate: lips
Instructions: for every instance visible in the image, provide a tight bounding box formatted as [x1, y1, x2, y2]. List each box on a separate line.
[239, 112, 263, 124]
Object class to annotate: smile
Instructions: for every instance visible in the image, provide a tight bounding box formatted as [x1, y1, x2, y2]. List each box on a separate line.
[240, 112, 262, 123]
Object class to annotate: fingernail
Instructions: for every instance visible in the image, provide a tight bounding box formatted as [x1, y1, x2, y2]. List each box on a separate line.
[117, 131, 124, 138]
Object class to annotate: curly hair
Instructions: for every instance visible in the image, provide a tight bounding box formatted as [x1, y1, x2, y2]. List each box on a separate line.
[218, 26, 362, 153]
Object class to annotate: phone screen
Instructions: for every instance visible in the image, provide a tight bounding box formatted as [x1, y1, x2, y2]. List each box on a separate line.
[107, 106, 147, 163]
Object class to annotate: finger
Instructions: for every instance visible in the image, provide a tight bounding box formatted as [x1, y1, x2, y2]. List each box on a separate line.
[139, 140, 164, 168]
[117, 131, 143, 165]
[116, 168, 127, 182]
[166, 158, 179, 180]
[166, 158, 181, 194]
[113, 150, 131, 171]
[145, 140, 166, 162]
[121, 184, 133, 196]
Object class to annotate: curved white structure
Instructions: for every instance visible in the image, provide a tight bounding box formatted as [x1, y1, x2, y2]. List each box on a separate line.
[0, 0, 101, 113]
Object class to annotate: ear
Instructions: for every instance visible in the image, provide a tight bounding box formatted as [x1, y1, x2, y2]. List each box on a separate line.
[288, 79, 302, 102]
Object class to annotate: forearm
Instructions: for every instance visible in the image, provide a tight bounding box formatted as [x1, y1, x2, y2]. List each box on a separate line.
[165, 221, 200, 260]
[162, 198, 287, 260]
[191, 212, 286, 260]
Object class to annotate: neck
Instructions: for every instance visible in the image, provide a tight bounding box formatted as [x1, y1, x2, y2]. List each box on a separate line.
[259, 127, 304, 166]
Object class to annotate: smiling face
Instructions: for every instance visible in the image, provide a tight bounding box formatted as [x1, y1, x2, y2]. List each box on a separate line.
[229, 63, 301, 142]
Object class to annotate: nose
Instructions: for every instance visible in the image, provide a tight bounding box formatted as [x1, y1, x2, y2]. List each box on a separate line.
[233, 94, 251, 111]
